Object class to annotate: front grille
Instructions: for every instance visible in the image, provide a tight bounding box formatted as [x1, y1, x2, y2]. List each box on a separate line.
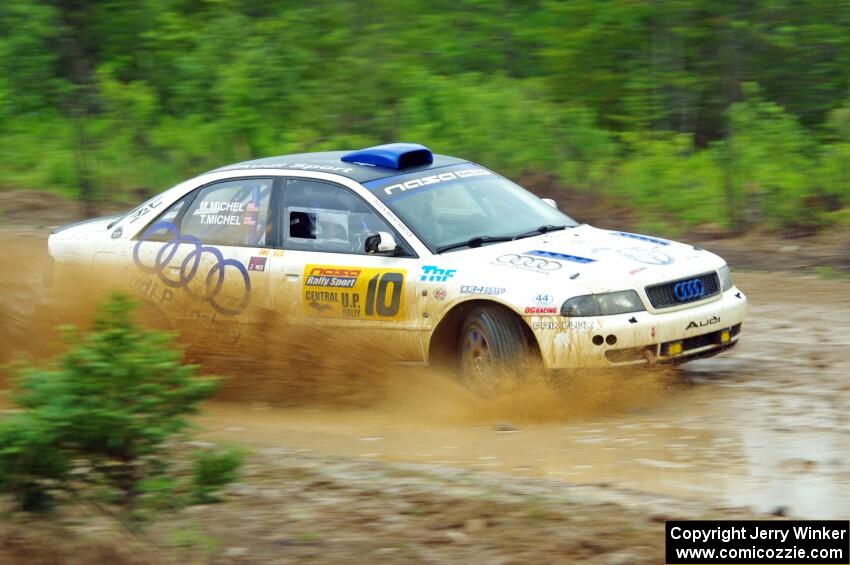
[645, 272, 720, 309]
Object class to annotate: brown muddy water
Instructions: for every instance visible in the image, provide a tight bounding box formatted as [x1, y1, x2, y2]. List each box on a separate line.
[197, 272, 850, 519]
[2, 228, 849, 519]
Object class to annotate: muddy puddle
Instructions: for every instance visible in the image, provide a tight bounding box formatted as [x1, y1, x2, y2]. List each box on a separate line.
[199, 344, 850, 518]
[197, 273, 850, 519]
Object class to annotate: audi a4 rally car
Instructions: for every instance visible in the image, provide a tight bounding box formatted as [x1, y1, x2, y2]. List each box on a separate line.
[46, 143, 747, 375]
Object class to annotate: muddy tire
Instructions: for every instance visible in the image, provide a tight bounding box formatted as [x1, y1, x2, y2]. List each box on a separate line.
[459, 306, 535, 392]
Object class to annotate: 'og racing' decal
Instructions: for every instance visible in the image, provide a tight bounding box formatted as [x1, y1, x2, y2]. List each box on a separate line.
[303, 264, 406, 320]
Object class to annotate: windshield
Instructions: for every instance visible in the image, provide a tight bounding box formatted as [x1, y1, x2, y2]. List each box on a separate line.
[363, 164, 577, 252]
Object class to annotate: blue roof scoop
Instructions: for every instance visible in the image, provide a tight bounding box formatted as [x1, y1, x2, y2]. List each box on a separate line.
[341, 143, 433, 169]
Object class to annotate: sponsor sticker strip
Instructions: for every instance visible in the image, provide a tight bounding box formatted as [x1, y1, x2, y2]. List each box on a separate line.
[381, 168, 491, 197]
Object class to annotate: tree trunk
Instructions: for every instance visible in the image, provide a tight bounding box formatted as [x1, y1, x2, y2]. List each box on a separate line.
[57, 0, 98, 217]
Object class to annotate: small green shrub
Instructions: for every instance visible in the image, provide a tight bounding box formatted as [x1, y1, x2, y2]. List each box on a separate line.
[137, 475, 181, 512]
[191, 447, 245, 504]
[0, 415, 70, 511]
[0, 293, 239, 516]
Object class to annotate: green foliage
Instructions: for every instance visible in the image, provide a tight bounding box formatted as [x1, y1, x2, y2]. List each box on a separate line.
[2, 0, 850, 231]
[0, 293, 231, 515]
[137, 475, 181, 511]
[0, 116, 77, 195]
[614, 133, 725, 229]
[191, 447, 245, 504]
[814, 266, 850, 281]
[0, 0, 65, 118]
[727, 85, 818, 229]
[0, 414, 71, 511]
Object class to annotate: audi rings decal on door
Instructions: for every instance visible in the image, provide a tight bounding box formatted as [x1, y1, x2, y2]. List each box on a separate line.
[495, 254, 562, 271]
[133, 221, 251, 316]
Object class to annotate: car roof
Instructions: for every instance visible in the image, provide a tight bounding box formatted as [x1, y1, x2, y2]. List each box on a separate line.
[207, 150, 470, 183]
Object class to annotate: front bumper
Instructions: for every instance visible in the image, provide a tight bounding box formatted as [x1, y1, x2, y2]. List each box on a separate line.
[533, 287, 748, 369]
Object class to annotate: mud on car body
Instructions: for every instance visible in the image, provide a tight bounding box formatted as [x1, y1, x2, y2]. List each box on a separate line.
[46, 143, 747, 376]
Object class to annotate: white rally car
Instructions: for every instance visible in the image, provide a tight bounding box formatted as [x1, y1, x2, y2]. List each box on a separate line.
[46, 143, 746, 375]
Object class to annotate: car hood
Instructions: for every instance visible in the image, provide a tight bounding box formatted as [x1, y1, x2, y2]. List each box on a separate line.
[438, 225, 724, 294]
[52, 214, 122, 236]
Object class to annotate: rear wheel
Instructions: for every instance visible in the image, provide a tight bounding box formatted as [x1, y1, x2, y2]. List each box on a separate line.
[459, 306, 536, 392]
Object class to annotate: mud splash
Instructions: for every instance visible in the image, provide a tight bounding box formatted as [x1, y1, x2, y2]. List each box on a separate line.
[0, 227, 674, 420]
[0, 232, 58, 373]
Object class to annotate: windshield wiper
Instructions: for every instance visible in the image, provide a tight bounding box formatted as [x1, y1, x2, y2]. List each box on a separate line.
[435, 225, 574, 253]
[511, 224, 570, 240]
[435, 235, 516, 253]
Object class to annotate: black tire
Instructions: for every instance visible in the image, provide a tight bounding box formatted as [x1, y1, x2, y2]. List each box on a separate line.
[458, 305, 536, 390]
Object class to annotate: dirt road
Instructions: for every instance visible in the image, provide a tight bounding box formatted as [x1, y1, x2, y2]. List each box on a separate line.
[2, 202, 850, 562]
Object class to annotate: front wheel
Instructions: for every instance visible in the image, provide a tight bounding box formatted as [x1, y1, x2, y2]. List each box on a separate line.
[459, 306, 537, 391]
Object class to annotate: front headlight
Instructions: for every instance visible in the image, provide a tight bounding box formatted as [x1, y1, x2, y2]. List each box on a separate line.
[718, 264, 733, 292]
[560, 295, 599, 317]
[560, 290, 645, 317]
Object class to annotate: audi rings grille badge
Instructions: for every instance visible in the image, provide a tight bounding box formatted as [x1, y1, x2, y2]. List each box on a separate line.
[133, 221, 251, 316]
[496, 253, 562, 271]
[673, 278, 705, 302]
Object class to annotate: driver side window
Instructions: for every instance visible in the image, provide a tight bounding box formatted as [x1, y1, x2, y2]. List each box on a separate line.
[137, 178, 273, 247]
[281, 179, 403, 255]
[181, 178, 273, 246]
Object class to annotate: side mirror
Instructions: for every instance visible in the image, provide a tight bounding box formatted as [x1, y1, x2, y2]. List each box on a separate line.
[542, 198, 558, 209]
[365, 231, 398, 255]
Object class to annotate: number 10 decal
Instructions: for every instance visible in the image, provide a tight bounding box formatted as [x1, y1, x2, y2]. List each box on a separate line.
[302, 264, 406, 320]
[365, 272, 403, 317]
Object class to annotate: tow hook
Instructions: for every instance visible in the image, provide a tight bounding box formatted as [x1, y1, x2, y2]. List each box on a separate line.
[644, 347, 657, 366]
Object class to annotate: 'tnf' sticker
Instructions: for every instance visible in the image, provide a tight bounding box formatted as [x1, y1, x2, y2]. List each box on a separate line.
[248, 256, 267, 272]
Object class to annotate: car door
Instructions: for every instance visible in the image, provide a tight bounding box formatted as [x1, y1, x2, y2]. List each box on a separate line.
[127, 177, 276, 349]
[268, 177, 422, 361]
